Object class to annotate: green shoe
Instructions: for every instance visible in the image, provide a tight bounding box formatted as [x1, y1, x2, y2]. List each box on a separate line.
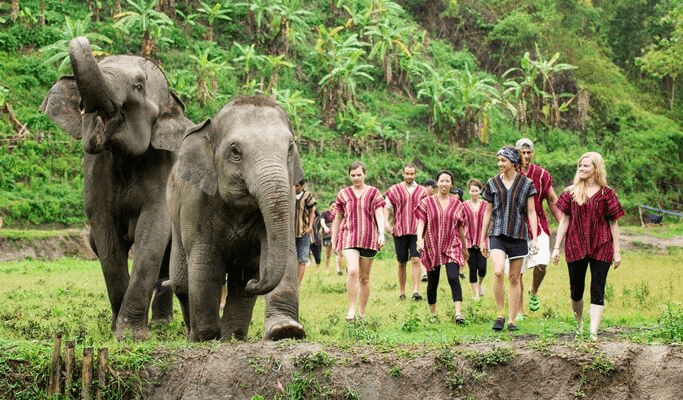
[529, 291, 540, 312]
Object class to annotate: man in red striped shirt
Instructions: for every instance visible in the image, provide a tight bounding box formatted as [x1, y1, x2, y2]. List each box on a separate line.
[516, 138, 563, 316]
[385, 164, 428, 301]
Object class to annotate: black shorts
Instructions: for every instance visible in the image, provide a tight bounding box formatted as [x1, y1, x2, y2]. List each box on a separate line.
[489, 235, 528, 259]
[345, 247, 378, 259]
[393, 235, 420, 263]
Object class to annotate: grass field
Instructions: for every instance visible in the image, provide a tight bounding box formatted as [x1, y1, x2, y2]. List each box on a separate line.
[1, 248, 681, 347]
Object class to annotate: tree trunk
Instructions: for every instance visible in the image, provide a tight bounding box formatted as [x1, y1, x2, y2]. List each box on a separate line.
[114, 0, 121, 16]
[11, 0, 19, 22]
[40, 0, 45, 26]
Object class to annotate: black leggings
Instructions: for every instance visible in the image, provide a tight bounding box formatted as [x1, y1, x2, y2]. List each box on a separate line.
[310, 242, 322, 265]
[467, 247, 487, 283]
[427, 262, 463, 305]
[567, 258, 611, 306]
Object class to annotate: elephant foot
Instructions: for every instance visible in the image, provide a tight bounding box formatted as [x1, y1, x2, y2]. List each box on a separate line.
[115, 319, 151, 341]
[264, 316, 306, 341]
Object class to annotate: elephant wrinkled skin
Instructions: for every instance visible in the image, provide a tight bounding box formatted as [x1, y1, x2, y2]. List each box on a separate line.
[40, 37, 192, 340]
[167, 96, 306, 341]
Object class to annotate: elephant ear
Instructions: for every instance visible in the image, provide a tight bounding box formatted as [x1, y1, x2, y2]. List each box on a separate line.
[40, 77, 83, 139]
[176, 119, 218, 195]
[288, 141, 305, 186]
[151, 92, 190, 152]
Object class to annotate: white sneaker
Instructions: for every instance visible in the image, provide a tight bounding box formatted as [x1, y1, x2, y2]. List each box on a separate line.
[479, 287, 485, 296]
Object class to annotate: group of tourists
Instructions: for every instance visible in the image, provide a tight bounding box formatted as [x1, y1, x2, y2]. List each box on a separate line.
[294, 138, 623, 340]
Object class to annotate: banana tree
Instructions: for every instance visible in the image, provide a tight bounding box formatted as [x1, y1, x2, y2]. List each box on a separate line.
[40, 14, 112, 73]
[114, 0, 173, 58]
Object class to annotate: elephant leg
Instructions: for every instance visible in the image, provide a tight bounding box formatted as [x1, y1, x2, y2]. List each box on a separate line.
[169, 225, 190, 336]
[116, 206, 171, 341]
[221, 267, 258, 340]
[90, 223, 130, 332]
[264, 247, 306, 341]
[187, 248, 222, 341]
[151, 242, 173, 323]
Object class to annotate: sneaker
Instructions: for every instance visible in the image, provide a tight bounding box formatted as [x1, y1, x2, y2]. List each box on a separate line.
[421, 274, 428, 282]
[508, 323, 519, 332]
[455, 315, 466, 324]
[529, 291, 540, 312]
[411, 292, 423, 301]
[492, 317, 505, 331]
[399, 294, 406, 301]
[479, 287, 485, 297]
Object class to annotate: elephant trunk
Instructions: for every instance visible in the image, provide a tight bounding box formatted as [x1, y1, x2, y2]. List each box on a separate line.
[69, 37, 116, 116]
[244, 163, 292, 296]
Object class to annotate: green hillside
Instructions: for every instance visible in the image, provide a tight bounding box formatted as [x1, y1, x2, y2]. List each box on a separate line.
[1, 0, 682, 227]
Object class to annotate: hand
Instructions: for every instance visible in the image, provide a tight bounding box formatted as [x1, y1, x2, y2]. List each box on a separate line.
[551, 248, 560, 265]
[416, 238, 424, 252]
[613, 251, 621, 269]
[530, 238, 539, 255]
[324, 227, 330, 234]
[377, 234, 385, 248]
[482, 246, 489, 258]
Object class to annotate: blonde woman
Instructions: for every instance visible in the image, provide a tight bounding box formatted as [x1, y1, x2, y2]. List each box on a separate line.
[552, 152, 623, 340]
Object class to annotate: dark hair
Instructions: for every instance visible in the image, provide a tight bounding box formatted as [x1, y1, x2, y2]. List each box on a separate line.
[404, 163, 417, 172]
[435, 170, 454, 183]
[328, 199, 336, 206]
[467, 178, 483, 190]
[348, 160, 366, 174]
[452, 188, 464, 197]
[422, 179, 436, 188]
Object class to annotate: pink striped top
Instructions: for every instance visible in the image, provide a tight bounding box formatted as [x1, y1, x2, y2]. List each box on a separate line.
[416, 196, 468, 270]
[335, 186, 386, 251]
[461, 200, 489, 249]
[385, 183, 428, 236]
[522, 163, 555, 236]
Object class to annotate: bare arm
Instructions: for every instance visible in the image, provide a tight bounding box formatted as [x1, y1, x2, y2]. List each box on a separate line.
[551, 212, 570, 265]
[375, 207, 386, 247]
[610, 219, 621, 269]
[416, 220, 425, 251]
[384, 206, 393, 233]
[306, 205, 316, 234]
[331, 210, 342, 249]
[547, 186, 563, 224]
[480, 203, 493, 258]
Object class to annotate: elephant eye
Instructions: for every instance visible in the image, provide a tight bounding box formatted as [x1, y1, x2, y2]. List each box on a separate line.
[229, 144, 241, 162]
[134, 82, 144, 92]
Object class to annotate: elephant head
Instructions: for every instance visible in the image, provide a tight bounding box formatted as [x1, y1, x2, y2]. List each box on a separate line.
[177, 96, 304, 295]
[40, 36, 188, 154]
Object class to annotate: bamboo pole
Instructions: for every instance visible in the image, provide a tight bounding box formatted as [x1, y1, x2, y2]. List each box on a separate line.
[65, 341, 75, 399]
[82, 348, 93, 400]
[96, 349, 108, 400]
[48, 333, 62, 397]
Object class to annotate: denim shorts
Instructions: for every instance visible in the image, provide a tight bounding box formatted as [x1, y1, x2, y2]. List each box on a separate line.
[296, 235, 311, 263]
[489, 235, 528, 260]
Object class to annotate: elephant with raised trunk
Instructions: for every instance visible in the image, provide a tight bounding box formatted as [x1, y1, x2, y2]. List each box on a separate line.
[167, 96, 306, 341]
[41, 37, 192, 340]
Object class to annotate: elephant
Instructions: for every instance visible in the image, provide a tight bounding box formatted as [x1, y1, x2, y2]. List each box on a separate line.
[40, 37, 192, 340]
[167, 95, 306, 341]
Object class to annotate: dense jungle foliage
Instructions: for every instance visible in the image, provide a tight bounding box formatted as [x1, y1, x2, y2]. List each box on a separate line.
[1, 0, 682, 227]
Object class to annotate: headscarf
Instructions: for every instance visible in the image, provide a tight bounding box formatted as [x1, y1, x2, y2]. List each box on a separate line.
[497, 147, 521, 166]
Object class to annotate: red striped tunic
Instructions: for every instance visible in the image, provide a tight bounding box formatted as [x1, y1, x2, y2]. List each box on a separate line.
[556, 187, 624, 263]
[335, 186, 386, 251]
[522, 163, 555, 236]
[416, 196, 467, 270]
[385, 183, 428, 236]
[462, 200, 489, 249]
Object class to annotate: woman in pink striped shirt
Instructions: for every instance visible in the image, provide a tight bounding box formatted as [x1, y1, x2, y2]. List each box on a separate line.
[462, 178, 489, 300]
[332, 161, 386, 321]
[416, 170, 468, 323]
[551, 152, 623, 340]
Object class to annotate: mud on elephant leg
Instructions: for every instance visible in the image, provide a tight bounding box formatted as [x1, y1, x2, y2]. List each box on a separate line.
[221, 294, 258, 340]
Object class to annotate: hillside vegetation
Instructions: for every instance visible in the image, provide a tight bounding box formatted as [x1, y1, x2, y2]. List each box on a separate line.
[1, 0, 682, 227]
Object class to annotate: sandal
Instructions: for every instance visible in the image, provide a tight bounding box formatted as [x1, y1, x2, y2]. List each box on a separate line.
[345, 312, 355, 322]
[455, 315, 466, 325]
[508, 323, 518, 332]
[492, 317, 505, 331]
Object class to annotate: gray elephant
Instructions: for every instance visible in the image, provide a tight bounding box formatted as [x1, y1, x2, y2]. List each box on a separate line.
[40, 37, 192, 340]
[167, 96, 306, 341]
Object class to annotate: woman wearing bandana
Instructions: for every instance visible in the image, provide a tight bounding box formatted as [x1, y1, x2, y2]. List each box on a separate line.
[480, 145, 539, 332]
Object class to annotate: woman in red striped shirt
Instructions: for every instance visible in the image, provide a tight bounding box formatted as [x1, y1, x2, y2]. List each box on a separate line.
[463, 178, 489, 301]
[332, 161, 386, 321]
[551, 152, 623, 340]
[416, 170, 468, 323]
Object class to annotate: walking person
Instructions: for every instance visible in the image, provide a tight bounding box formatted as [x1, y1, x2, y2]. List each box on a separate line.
[551, 152, 623, 341]
[332, 161, 386, 321]
[385, 163, 428, 301]
[416, 170, 468, 323]
[516, 138, 563, 316]
[295, 179, 317, 285]
[320, 200, 336, 270]
[462, 179, 489, 300]
[481, 146, 539, 331]
[309, 209, 323, 267]
[419, 179, 437, 282]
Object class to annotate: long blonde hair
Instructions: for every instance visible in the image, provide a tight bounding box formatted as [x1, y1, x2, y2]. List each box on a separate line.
[568, 152, 608, 205]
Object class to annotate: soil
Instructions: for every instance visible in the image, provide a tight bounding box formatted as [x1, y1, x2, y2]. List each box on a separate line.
[3, 230, 682, 399]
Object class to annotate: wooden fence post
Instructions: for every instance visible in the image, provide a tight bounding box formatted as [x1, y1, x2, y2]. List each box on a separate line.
[96, 349, 108, 400]
[82, 347, 93, 400]
[65, 341, 75, 399]
[48, 332, 62, 397]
